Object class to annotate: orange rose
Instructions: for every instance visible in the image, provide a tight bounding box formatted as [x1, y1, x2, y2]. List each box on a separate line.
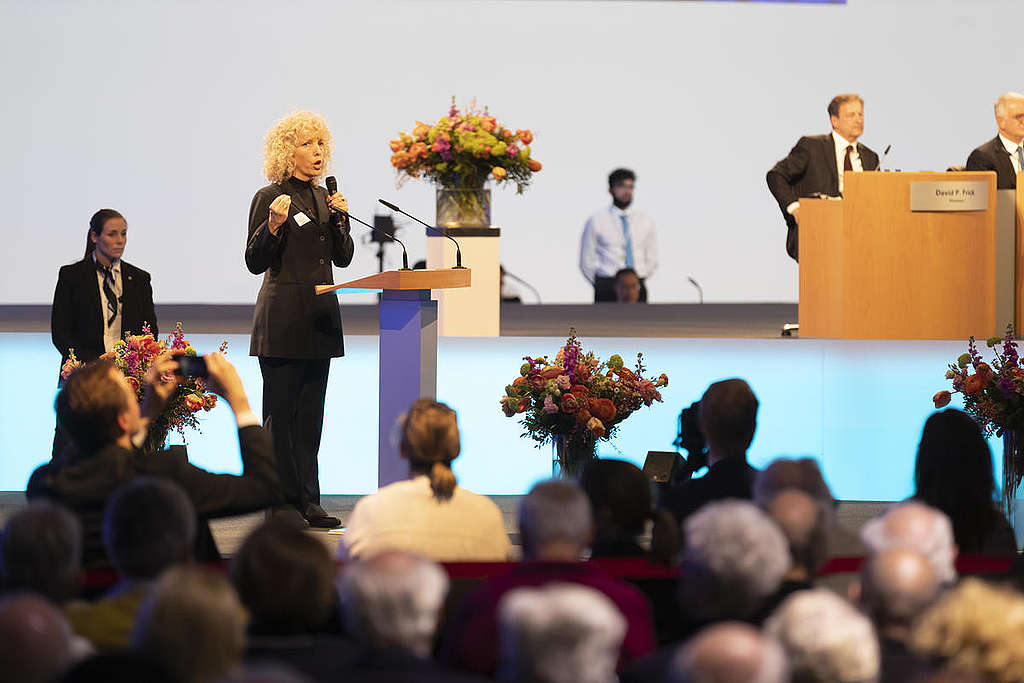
[409, 142, 429, 159]
[575, 364, 591, 382]
[932, 390, 952, 408]
[413, 122, 430, 140]
[517, 129, 534, 144]
[492, 167, 507, 180]
[569, 385, 590, 399]
[576, 408, 592, 425]
[976, 362, 995, 382]
[964, 374, 985, 395]
[588, 398, 616, 422]
[513, 376, 528, 387]
[527, 158, 542, 172]
[540, 366, 562, 380]
[389, 138, 404, 152]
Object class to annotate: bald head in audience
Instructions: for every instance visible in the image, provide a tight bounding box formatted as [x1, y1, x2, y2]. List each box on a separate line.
[765, 488, 831, 582]
[855, 548, 941, 641]
[861, 501, 957, 584]
[670, 622, 789, 683]
[0, 593, 75, 683]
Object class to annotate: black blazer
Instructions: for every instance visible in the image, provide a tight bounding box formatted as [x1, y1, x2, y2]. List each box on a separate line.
[51, 258, 157, 366]
[767, 134, 879, 261]
[245, 181, 355, 359]
[966, 136, 1018, 189]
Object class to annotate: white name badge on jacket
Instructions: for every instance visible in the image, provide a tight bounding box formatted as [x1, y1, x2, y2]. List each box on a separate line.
[293, 212, 311, 227]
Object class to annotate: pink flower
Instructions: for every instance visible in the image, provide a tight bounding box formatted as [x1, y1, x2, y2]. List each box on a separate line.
[561, 393, 580, 414]
[203, 394, 217, 411]
[506, 144, 520, 158]
[556, 374, 571, 391]
[185, 394, 204, 412]
[543, 395, 559, 414]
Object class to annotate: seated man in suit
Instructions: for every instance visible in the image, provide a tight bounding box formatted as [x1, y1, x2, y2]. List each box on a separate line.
[966, 92, 1024, 190]
[27, 353, 280, 568]
[767, 94, 879, 261]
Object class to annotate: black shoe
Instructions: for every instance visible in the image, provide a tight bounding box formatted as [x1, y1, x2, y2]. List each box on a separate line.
[303, 503, 341, 529]
[267, 506, 309, 529]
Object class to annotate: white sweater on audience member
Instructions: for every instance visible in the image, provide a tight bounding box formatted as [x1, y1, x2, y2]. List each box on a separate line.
[338, 476, 512, 561]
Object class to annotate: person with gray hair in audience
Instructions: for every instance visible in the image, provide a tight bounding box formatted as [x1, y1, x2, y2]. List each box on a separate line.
[860, 501, 958, 585]
[65, 477, 195, 652]
[441, 480, 655, 677]
[0, 499, 82, 603]
[850, 548, 941, 683]
[497, 583, 627, 683]
[765, 588, 880, 683]
[0, 593, 80, 683]
[336, 549, 488, 683]
[133, 565, 249, 683]
[668, 622, 789, 683]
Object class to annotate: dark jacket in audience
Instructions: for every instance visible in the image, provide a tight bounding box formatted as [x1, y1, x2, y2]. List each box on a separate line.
[660, 457, 757, 525]
[440, 561, 656, 676]
[26, 426, 278, 567]
[879, 637, 936, 683]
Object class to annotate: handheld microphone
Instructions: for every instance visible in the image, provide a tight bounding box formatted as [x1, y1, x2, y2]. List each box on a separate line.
[325, 176, 345, 228]
[378, 199, 465, 269]
[876, 145, 892, 171]
[336, 205, 411, 270]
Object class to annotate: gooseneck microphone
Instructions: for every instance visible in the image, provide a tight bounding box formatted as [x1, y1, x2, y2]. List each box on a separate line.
[876, 144, 892, 171]
[378, 199, 466, 269]
[341, 209, 411, 270]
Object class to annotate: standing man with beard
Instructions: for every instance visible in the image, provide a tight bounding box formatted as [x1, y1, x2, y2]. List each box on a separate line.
[767, 94, 879, 261]
[579, 168, 659, 302]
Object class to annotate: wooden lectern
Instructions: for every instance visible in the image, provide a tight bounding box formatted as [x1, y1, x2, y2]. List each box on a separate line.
[799, 171, 1012, 339]
[316, 269, 471, 486]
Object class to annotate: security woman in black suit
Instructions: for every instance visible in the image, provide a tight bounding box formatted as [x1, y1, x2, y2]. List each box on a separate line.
[245, 111, 354, 528]
[51, 208, 158, 456]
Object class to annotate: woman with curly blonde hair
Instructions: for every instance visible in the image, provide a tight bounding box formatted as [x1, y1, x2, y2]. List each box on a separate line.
[245, 110, 354, 528]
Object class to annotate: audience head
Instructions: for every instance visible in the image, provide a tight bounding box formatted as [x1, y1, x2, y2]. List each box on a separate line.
[497, 583, 626, 683]
[669, 622, 789, 683]
[84, 208, 126, 262]
[754, 457, 835, 508]
[1, 499, 82, 602]
[911, 578, 1024, 683]
[336, 549, 449, 657]
[764, 488, 831, 579]
[231, 518, 336, 634]
[399, 399, 460, 501]
[765, 588, 879, 683]
[994, 92, 1024, 143]
[133, 565, 248, 683]
[699, 379, 758, 460]
[855, 548, 940, 639]
[0, 593, 75, 683]
[55, 360, 137, 453]
[613, 268, 641, 303]
[827, 93, 865, 142]
[861, 501, 958, 584]
[914, 409, 1002, 553]
[518, 480, 593, 561]
[103, 477, 195, 580]
[680, 500, 790, 622]
[580, 458, 679, 564]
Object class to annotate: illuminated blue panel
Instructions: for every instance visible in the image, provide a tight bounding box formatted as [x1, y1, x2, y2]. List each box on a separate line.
[0, 333, 994, 501]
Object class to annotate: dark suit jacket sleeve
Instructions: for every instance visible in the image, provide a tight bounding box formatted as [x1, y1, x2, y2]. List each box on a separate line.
[766, 136, 812, 214]
[137, 268, 158, 338]
[146, 424, 281, 517]
[966, 145, 997, 173]
[245, 188, 286, 275]
[51, 265, 76, 359]
[330, 213, 355, 268]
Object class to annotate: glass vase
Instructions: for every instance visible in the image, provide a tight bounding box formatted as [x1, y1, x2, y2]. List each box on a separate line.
[552, 434, 597, 479]
[436, 188, 491, 228]
[1003, 429, 1024, 520]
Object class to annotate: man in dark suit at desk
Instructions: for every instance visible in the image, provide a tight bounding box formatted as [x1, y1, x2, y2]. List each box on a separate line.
[966, 92, 1024, 190]
[767, 94, 880, 261]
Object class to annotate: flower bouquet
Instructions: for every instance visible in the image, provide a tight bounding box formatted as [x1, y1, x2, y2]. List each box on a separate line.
[933, 325, 1024, 512]
[500, 329, 668, 476]
[389, 98, 542, 226]
[61, 322, 227, 454]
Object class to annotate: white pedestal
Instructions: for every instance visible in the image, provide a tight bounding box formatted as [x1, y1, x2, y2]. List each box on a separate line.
[426, 228, 500, 337]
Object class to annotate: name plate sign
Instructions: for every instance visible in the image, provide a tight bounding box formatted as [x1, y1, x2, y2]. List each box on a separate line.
[910, 181, 989, 211]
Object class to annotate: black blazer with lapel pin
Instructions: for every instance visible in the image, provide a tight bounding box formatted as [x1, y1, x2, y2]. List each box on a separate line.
[51, 258, 158, 367]
[766, 133, 879, 261]
[966, 136, 1018, 190]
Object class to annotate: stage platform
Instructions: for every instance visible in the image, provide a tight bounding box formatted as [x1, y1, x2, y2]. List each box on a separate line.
[0, 303, 799, 339]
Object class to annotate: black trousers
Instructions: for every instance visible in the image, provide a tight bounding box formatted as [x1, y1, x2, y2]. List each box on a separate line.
[593, 276, 648, 303]
[258, 357, 330, 511]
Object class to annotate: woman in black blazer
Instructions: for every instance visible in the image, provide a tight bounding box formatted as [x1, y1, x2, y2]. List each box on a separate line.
[50, 208, 157, 455]
[245, 111, 354, 528]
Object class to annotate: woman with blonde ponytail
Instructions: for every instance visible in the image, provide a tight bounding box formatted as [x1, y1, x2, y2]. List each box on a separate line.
[339, 399, 512, 561]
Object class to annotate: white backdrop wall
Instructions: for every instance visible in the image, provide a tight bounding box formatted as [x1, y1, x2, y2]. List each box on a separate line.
[1, 0, 1018, 305]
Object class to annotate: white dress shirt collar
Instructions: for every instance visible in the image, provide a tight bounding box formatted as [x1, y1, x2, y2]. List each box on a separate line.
[832, 131, 857, 153]
[999, 133, 1023, 155]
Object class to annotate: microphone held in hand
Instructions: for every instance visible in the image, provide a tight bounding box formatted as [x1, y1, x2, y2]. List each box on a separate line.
[378, 199, 465, 269]
[338, 207, 411, 270]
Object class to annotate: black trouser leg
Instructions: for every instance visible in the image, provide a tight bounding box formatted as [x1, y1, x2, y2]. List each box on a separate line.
[295, 358, 330, 507]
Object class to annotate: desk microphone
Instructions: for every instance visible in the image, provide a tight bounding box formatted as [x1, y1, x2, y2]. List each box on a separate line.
[876, 145, 892, 171]
[337, 208, 411, 271]
[378, 199, 466, 269]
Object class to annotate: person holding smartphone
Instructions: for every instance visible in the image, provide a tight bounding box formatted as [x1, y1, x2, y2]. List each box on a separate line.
[245, 111, 354, 528]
